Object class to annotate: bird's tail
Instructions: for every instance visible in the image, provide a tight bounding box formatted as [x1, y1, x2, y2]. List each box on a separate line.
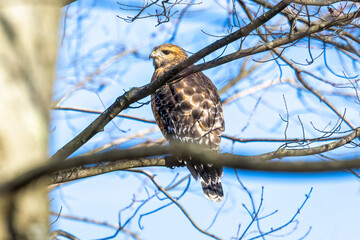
[201, 176, 224, 202]
[185, 160, 224, 202]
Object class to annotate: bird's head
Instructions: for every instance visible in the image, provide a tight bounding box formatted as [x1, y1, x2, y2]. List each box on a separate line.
[149, 44, 188, 69]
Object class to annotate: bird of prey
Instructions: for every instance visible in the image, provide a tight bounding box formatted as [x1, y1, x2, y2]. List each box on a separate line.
[150, 44, 225, 201]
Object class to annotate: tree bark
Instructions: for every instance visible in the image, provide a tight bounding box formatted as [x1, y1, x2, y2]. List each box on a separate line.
[0, 1, 60, 239]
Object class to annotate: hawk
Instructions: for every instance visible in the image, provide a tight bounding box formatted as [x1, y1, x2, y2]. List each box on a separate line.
[149, 44, 225, 201]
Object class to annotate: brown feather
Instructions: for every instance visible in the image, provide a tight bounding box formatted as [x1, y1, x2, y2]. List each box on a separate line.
[150, 44, 225, 201]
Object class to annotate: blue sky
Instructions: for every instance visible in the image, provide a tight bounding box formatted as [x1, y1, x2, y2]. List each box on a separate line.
[50, 1, 360, 239]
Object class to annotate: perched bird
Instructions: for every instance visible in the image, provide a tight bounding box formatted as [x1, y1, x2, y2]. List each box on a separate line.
[149, 44, 225, 201]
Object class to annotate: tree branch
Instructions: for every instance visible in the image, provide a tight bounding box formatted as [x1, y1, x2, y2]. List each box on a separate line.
[50, 212, 140, 240]
[187, 8, 360, 75]
[131, 169, 221, 240]
[1, 128, 358, 193]
[293, 0, 360, 5]
[51, 157, 167, 184]
[51, 230, 79, 240]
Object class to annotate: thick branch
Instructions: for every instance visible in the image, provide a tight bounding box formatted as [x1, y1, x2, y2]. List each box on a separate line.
[51, 157, 166, 184]
[293, 0, 360, 5]
[1, 128, 358, 193]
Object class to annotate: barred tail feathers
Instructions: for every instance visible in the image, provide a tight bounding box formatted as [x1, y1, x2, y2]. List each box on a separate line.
[201, 177, 223, 202]
[184, 158, 224, 202]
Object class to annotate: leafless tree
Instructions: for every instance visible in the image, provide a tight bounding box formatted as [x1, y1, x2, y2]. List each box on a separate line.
[0, 0, 359, 239]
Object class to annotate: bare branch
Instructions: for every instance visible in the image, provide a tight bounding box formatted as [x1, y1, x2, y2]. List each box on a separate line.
[188, 8, 360, 75]
[1, 128, 359, 193]
[293, 0, 360, 5]
[130, 169, 221, 240]
[51, 230, 79, 240]
[50, 157, 167, 184]
[248, 188, 313, 240]
[50, 212, 140, 240]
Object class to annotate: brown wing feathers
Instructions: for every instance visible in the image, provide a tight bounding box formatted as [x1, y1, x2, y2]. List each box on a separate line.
[150, 44, 225, 201]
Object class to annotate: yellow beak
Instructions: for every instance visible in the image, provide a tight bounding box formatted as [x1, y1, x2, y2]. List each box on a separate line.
[149, 50, 157, 59]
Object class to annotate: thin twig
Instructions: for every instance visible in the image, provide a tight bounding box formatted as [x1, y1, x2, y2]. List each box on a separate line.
[130, 169, 222, 240]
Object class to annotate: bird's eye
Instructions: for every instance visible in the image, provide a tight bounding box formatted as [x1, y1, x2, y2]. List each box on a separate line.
[162, 50, 171, 55]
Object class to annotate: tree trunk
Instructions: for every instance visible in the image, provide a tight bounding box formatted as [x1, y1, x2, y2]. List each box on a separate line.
[0, 1, 60, 239]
